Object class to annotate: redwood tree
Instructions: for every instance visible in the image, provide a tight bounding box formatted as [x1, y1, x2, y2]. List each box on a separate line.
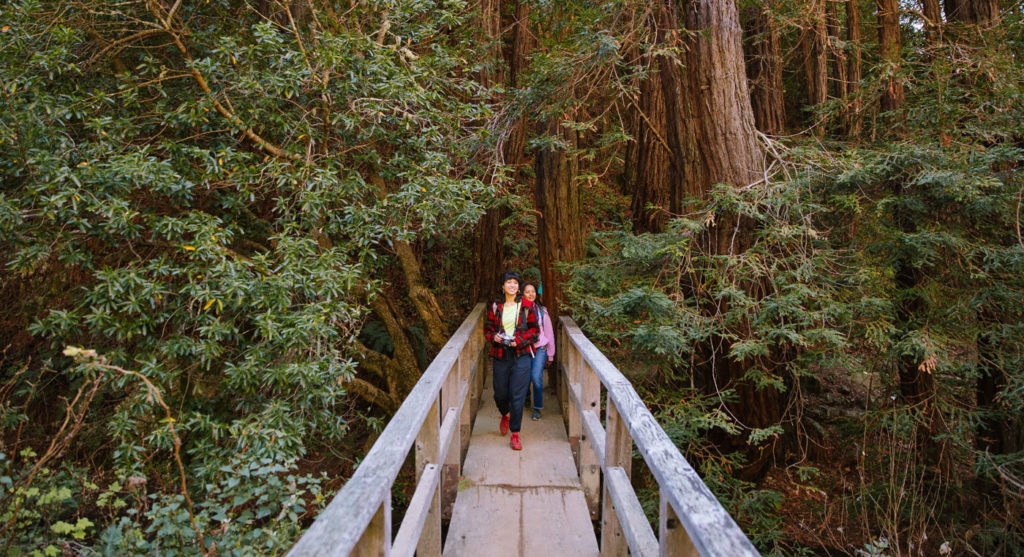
[945, 0, 1000, 25]
[743, 4, 787, 135]
[680, 0, 782, 477]
[534, 119, 584, 320]
[630, 3, 680, 233]
[472, 0, 533, 301]
[845, 0, 863, 136]
[826, 0, 849, 101]
[876, 0, 904, 113]
[801, 0, 829, 135]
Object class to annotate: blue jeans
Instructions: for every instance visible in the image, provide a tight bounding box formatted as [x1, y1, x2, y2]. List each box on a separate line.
[529, 347, 547, 410]
[493, 354, 531, 432]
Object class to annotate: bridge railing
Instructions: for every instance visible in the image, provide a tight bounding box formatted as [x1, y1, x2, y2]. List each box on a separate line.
[557, 316, 760, 557]
[288, 303, 486, 557]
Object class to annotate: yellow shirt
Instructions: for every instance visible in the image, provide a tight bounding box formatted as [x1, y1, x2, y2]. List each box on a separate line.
[501, 302, 520, 338]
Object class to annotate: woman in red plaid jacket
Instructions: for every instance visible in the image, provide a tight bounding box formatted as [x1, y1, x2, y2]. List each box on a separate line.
[483, 271, 539, 450]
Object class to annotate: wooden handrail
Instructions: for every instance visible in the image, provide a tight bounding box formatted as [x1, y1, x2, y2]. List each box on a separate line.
[287, 303, 486, 556]
[558, 316, 760, 557]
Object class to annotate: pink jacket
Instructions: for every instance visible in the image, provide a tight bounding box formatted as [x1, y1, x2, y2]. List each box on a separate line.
[533, 306, 555, 362]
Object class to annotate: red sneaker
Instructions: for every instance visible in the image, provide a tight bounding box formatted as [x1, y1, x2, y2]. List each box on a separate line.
[499, 414, 509, 436]
[510, 432, 522, 451]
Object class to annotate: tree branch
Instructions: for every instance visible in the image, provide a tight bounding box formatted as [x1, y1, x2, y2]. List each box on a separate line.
[394, 240, 449, 350]
[145, 3, 301, 162]
[345, 377, 398, 413]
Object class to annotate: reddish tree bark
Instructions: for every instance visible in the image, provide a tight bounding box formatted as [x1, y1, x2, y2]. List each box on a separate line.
[680, 0, 763, 195]
[922, 0, 943, 43]
[801, 0, 829, 135]
[629, 59, 673, 233]
[629, 3, 681, 232]
[743, 4, 786, 134]
[845, 0, 864, 136]
[876, 0, 904, 114]
[471, 0, 533, 302]
[945, 0, 1000, 25]
[826, 0, 849, 100]
[534, 119, 584, 321]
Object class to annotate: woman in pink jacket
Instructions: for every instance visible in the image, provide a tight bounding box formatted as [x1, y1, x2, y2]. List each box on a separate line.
[521, 281, 555, 420]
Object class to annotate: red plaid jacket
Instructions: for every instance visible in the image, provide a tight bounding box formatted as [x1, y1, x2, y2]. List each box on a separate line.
[484, 299, 540, 360]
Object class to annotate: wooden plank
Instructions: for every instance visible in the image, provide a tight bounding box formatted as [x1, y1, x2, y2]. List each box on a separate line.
[287, 304, 484, 556]
[601, 399, 632, 557]
[605, 467, 659, 557]
[580, 409, 606, 468]
[352, 497, 391, 557]
[560, 317, 759, 557]
[445, 378, 598, 557]
[414, 399, 441, 556]
[579, 360, 601, 518]
[438, 406, 459, 465]
[392, 464, 440, 557]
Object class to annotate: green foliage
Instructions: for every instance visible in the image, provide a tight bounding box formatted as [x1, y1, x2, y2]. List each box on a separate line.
[0, 0, 492, 552]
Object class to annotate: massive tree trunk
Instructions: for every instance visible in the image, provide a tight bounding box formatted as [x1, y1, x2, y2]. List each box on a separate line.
[629, 61, 673, 233]
[629, 4, 679, 233]
[801, 0, 829, 135]
[876, 0, 904, 114]
[656, 0, 691, 218]
[826, 1, 849, 101]
[945, 0, 1000, 25]
[534, 119, 584, 321]
[845, 0, 864, 136]
[922, 0, 943, 43]
[395, 240, 449, 351]
[504, 0, 533, 163]
[680, 0, 763, 194]
[742, 4, 786, 135]
[471, 211, 506, 302]
[680, 0, 780, 479]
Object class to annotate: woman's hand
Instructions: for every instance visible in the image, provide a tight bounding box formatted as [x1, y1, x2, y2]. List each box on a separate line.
[493, 333, 503, 343]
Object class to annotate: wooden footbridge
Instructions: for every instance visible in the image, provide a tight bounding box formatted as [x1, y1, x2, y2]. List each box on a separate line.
[288, 304, 759, 556]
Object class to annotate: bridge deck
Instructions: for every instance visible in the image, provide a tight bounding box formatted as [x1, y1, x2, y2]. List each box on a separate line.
[443, 374, 599, 557]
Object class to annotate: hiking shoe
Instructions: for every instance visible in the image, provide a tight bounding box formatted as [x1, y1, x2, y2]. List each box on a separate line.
[531, 409, 541, 421]
[510, 432, 522, 450]
[499, 414, 509, 436]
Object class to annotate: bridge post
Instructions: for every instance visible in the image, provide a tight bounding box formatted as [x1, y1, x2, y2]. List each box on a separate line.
[353, 496, 392, 557]
[566, 341, 582, 466]
[469, 320, 484, 446]
[601, 398, 632, 556]
[414, 399, 442, 556]
[557, 323, 568, 428]
[660, 490, 698, 557]
[441, 360, 461, 519]
[458, 348, 472, 463]
[579, 359, 601, 518]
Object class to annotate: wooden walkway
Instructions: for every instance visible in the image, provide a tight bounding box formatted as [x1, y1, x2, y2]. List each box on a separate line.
[444, 375, 598, 556]
[287, 304, 759, 557]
